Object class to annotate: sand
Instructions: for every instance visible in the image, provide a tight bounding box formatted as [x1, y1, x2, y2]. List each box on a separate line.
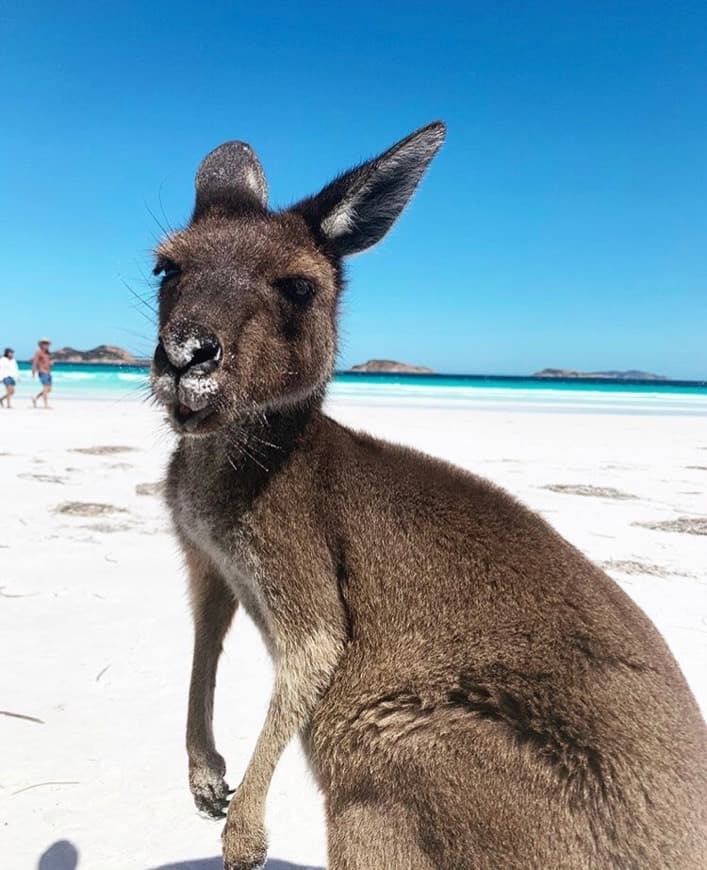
[2, 397, 706, 869]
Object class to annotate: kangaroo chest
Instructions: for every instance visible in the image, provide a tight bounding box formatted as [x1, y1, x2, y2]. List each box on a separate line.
[170, 451, 277, 651]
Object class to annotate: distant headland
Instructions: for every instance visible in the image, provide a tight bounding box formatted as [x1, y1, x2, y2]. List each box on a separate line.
[42, 347, 670, 383]
[348, 359, 435, 374]
[533, 368, 667, 381]
[51, 345, 150, 365]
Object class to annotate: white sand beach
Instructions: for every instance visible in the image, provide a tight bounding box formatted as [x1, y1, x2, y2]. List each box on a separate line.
[2, 396, 706, 869]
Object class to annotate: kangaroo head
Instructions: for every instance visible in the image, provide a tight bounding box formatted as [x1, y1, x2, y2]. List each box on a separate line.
[151, 122, 445, 435]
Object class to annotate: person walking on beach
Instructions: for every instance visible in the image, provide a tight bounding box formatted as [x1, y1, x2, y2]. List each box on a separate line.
[0, 348, 20, 408]
[32, 338, 53, 408]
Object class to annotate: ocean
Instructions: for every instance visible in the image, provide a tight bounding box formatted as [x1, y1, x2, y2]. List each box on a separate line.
[13, 363, 707, 416]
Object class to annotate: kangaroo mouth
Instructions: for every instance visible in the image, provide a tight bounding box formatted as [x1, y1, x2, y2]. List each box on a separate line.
[170, 401, 219, 434]
[151, 364, 223, 435]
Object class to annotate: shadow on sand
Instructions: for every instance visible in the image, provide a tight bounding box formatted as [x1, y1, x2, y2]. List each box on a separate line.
[38, 841, 79, 870]
[149, 859, 323, 870]
[38, 841, 322, 870]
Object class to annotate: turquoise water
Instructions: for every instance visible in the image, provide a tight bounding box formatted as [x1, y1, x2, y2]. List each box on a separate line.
[14, 362, 150, 401]
[13, 362, 707, 415]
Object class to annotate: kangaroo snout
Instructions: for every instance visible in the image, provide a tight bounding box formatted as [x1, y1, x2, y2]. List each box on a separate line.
[152, 324, 223, 432]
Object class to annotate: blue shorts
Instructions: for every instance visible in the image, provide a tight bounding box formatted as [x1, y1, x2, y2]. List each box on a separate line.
[39, 372, 52, 387]
[3, 377, 15, 387]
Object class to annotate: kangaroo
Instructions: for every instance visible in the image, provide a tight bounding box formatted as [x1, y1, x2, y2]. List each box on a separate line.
[151, 122, 707, 869]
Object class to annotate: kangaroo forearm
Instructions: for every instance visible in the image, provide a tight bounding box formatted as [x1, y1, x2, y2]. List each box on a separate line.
[187, 648, 221, 760]
[183, 543, 237, 764]
[234, 629, 343, 807]
[239, 678, 309, 795]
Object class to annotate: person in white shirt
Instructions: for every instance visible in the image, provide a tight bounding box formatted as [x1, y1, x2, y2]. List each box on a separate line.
[0, 348, 20, 408]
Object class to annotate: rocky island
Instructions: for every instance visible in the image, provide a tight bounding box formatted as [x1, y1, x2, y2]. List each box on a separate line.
[51, 345, 150, 365]
[534, 368, 667, 381]
[348, 359, 435, 374]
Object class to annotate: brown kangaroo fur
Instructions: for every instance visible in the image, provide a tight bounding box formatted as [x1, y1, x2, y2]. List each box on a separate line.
[151, 123, 707, 869]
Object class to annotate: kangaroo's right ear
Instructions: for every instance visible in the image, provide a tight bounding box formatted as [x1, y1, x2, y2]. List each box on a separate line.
[293, 121, 446, 257]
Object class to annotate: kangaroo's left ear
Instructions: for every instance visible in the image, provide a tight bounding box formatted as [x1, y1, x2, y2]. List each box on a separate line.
[293, 121, 446, 257]
[193, 140, 268, 218]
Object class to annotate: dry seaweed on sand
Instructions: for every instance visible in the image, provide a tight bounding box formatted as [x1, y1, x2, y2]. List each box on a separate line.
[135, 481, 164, 496]
[54, 502, 128, 517]
[542, 484, 637, 500]
[69, 445, 137, 456]
[633, 516, 707, 536]
[18, 472, 67, 484]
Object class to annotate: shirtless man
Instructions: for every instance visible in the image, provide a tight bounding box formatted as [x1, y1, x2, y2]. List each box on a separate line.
[32, 338, 53, 408]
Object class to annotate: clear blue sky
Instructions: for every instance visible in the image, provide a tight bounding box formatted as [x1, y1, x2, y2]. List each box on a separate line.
[2, 2, 706, 378]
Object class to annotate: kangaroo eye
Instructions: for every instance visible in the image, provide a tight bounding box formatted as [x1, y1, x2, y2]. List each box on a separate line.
[154, 258, 181, 281]
[274, 276, 316, 304]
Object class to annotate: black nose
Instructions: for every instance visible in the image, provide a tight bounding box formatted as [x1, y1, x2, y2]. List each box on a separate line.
[156, 328, 222, 376]
[184, 334, 221, 370]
